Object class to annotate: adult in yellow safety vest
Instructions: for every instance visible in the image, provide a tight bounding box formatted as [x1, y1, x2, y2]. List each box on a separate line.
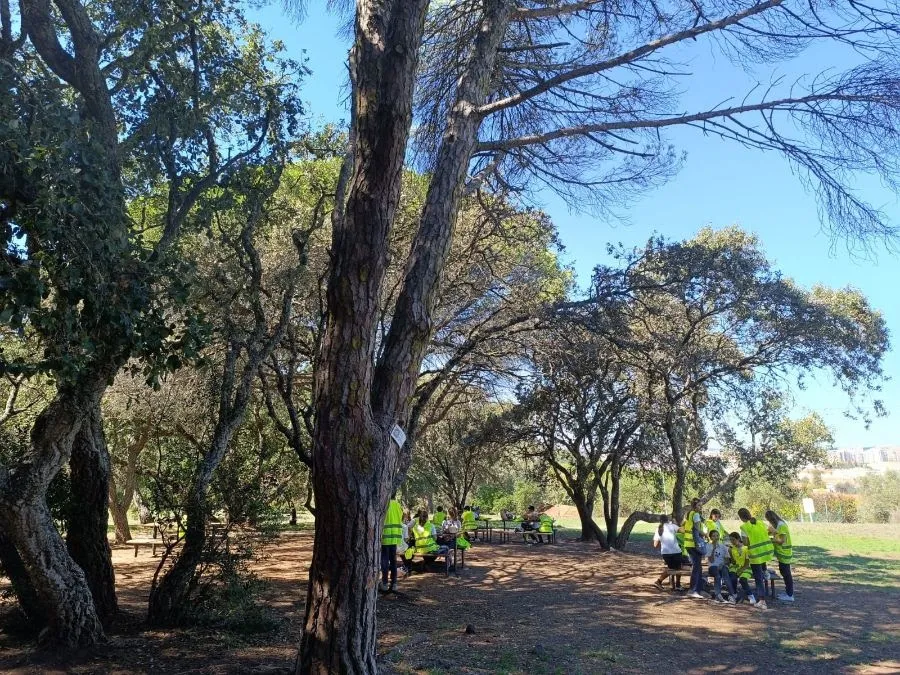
[765, 510, 795, 602]
[432, 506, 446, 529]
[380, 495, 404, 592]
[727, 532, 753, 604]
[738, 508, 774, 610]
[537, 513, 554, 544]
[679, 497, 708, 598]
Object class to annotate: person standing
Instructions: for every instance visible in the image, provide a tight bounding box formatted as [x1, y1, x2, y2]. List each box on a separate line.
[653, 516, 684, 591]
[380, 494, 404, 592]
[738, 507, 774, 610]
[765, 509, 795, 602]
[680, 498, 707, 599]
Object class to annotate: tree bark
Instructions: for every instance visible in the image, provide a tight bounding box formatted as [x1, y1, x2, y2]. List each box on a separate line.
[146, 491, 209, 624]
[147, 404, 241, 624]
[0, 387, 108, 647]
[603, 464, 622, 546]
[671, 470, 686, 523]
[66, 405, 117, 626]
[572, 493, 606, 547]
[109, 499, 132, 544]
[0, 531, 46, 629]
[108, 427, 148, 544]
[296, 1, 430, 671]
[298, 2, 511, 672]
[0, 497, 104, 646]
[298, 449, 384, 674]
[615, 510, 665, 550]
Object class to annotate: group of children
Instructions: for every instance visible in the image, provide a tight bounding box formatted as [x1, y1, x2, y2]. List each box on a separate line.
[653, 499, 795, 610]
[379, 500, 480, 592]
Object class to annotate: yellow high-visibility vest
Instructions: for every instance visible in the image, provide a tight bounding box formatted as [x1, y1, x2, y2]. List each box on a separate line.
[381, 500, 404, 546]
[432, 511, 446, 528]
[741, 519, 774, 564]
[682, 510, 699, 549]
[773, 522, 793, 564]
[412, 522, 438, 554]
[728, 545, 752, 580]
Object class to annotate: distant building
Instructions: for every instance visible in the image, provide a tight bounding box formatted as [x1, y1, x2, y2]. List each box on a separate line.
[829, 446, 900, 469]
[797, 446, 899, 489]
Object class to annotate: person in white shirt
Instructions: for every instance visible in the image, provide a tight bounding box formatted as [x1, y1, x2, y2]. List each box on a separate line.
[653, 515, 684, 590]
[707, 530, 737, 603]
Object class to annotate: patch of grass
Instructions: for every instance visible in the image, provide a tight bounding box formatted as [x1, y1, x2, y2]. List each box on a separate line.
[583, 647, 626, 664]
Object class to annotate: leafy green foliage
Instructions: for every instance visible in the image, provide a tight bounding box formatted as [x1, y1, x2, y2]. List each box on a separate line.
[857, 472, 900, 524]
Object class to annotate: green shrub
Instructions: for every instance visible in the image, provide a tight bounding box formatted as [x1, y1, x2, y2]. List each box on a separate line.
[857, 471, 900, 523]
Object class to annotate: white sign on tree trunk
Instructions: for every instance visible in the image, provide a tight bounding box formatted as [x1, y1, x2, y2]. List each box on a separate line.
[802, 497, 815, 514]
[390, 424, 407, 449]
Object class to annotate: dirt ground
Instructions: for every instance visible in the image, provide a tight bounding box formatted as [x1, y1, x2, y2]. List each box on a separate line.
[1, 532, 898, 674]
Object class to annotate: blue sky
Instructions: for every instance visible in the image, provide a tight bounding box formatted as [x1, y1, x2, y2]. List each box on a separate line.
[250, 5, 899, 448]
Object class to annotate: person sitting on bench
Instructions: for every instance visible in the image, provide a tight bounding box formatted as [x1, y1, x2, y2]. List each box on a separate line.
[410, 508, 449, 563]
[520, 505, 540, 543]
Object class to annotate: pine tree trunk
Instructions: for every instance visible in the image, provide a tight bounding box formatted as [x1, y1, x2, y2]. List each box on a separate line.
[66, 404, 117, 625]
[297, 439, 384, 673]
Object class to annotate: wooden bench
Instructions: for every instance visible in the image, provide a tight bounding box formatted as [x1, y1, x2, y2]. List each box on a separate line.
[125, 537, 166, 557]
[520, 527, 556, 545]
[404, 542, 466, 577]
[125, 522, 181, 557]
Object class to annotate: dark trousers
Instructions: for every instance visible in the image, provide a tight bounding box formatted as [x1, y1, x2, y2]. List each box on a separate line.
[381, 545, 397, 584]
[687, 548, 703, 593]
[779, 561, 794, 596]
[750, 563, 767, 600]
[730, 573, 752, 602]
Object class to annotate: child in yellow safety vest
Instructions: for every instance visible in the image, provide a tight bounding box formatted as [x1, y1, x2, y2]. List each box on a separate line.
[461, 506, 477, 540]
[407, 509, 449, 562]
[727, 532, 754, 604]
[432, 506, 446, 529]
[765, 509, 795, 602]
[705, 509, 728, 544]
[536, 512, 554, 544]
[738, 508, 773, 610]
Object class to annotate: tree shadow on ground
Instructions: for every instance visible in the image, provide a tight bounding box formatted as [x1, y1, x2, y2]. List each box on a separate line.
[795, 545, 900, 588]
[378, 538, 900, 674]
[2, 531, 898, 674]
